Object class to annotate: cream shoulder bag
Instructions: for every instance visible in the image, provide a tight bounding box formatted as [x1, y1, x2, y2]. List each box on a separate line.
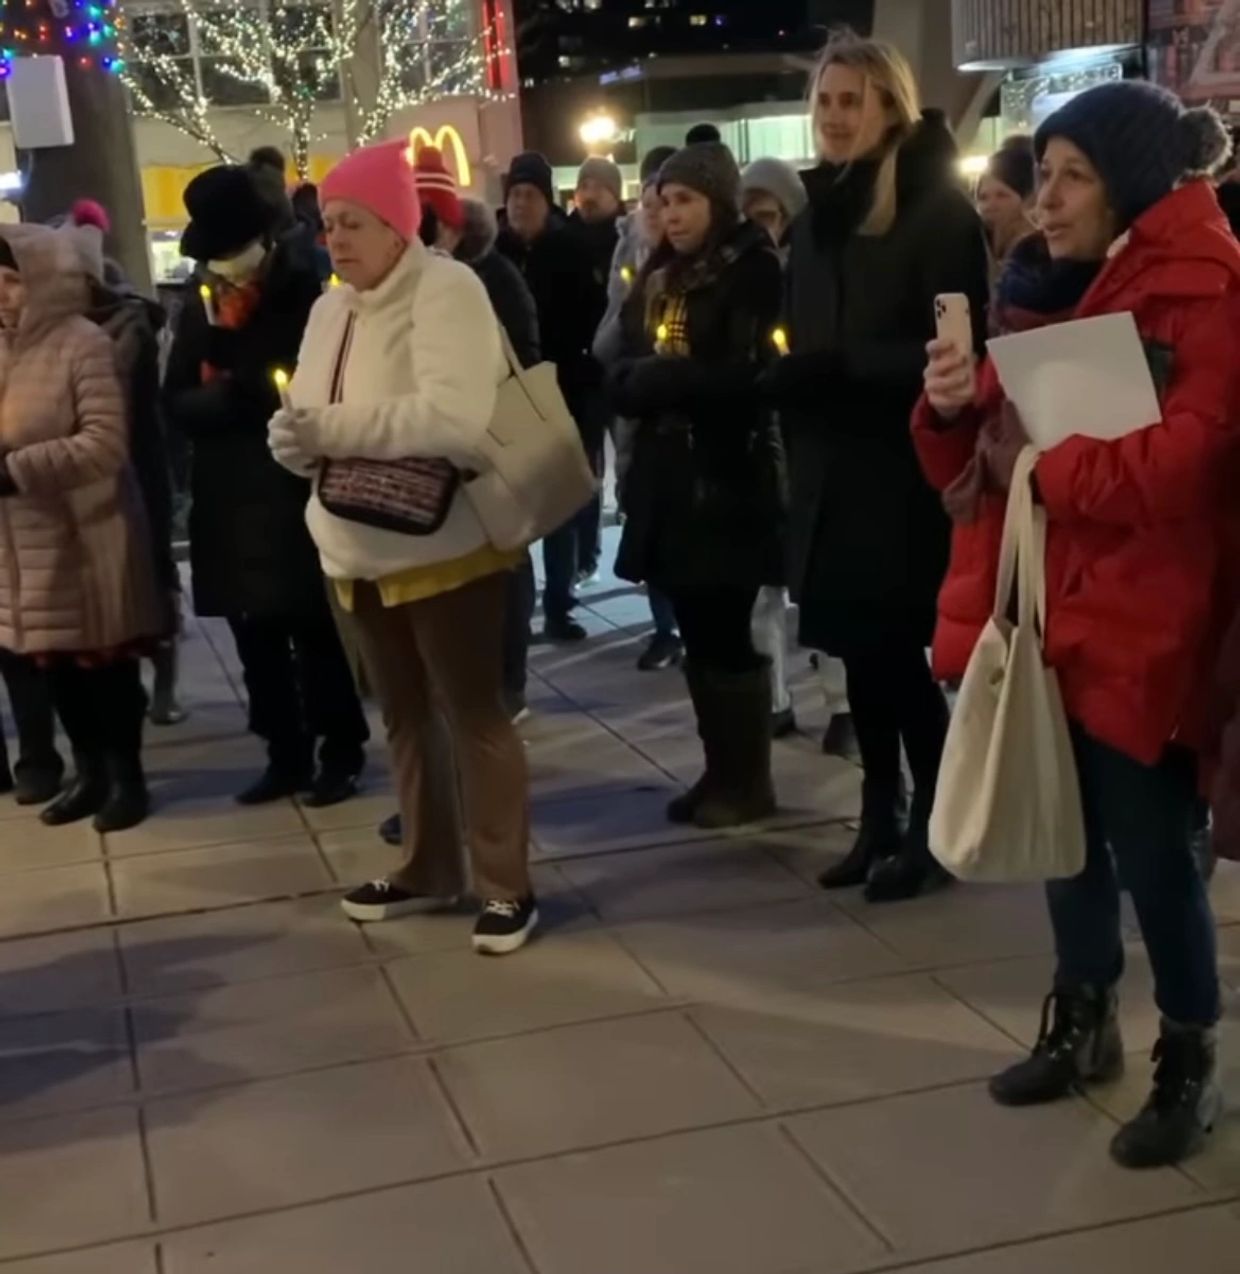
[464, 327, 597, 551]
[929, 446, 1086, 883]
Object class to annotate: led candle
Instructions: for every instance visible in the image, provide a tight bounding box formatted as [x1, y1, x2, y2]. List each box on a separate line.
[198, 283, 216, 326]
[272, 367, 292, 410]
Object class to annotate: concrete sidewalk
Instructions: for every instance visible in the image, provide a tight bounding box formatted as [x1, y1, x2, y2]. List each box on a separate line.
[2, 559, 1240, 1272]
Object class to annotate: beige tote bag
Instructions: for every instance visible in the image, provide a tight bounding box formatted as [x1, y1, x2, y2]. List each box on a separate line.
[929, 446, 1086, 883]
[464, 327, 597, 551]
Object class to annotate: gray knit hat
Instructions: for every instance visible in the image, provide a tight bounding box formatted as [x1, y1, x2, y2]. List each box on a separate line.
[577, 156, 623, 203]
[657, 142, 741, 209]
[741, 157, 807, 220]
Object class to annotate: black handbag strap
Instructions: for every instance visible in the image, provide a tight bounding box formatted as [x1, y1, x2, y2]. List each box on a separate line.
[329, 311, 357, 405]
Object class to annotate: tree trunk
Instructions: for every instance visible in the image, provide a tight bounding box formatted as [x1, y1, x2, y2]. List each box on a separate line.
[18, 66, 153, 294]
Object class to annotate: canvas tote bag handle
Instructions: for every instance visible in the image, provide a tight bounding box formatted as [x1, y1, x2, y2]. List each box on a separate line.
[991, 446, 1039, 621]
[495, 324, 550, 423]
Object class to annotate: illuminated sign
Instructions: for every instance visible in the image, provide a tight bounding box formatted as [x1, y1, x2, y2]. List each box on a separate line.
[406, 125, 472, 189]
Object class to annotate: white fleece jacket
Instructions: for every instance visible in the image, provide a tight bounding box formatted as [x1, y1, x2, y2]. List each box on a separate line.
[287, 241, 506, 581]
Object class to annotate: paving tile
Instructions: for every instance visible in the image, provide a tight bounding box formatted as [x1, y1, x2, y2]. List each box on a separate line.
[0, 1244, 159, 1273]
[132, 965, 414, 1093]
[0, 816, 101, 873]
[0, 863, 112, 940]
[436, 1012, 760, 1161]
[294, 780, 397, 834]
[110, 835, 333, 919]
[615, 896, 907, 1001]
[1208, 860, 1240, 924]
[786, 1083, 1203, 1259]
[144, 1056, 472, 1226]
[832, 879, 1056, 968]
[881, 1205, 1240, 1273]
[0, 928, 122, 1018]
[386, 925, 666, 1043]
[532, 783, 712, 858]
[162, 1176, 528, 1273]
[0, 1008, 133, 1120]
[117, 895, 371, 996]
[495, 1122, 886, 1274]
[525, 714, 670, 804]
[316, 824, 407, 888]
[0, 1106, 150, 1259]
[693, 974, 1016, 1111]
[558, 837, 809, 922]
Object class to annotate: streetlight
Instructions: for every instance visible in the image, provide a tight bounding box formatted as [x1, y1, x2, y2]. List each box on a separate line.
[579, 112, 619, 150]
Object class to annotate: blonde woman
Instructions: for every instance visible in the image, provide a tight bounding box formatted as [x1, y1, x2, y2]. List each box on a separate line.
[763, 32, 988, 901]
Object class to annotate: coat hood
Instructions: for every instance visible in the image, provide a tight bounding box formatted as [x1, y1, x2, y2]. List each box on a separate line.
[457, 197, 498, 263]
[0, 224, 89, 343]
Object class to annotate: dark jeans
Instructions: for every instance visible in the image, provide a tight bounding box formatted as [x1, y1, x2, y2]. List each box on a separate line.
[649, 586, 678, 638]
[543, 517, 583, 624]
[576, 435, 605, 577]
[843, 636, 948, 814]
[502, 553, 536, 697]
[46, 658, 146, 763]
[670, 586, 761, 674]
[545, 397, 607, 622]
[1049, 727, 1219, 1027]
[0, 649, 63, 783]
[228, 608, 370, 777]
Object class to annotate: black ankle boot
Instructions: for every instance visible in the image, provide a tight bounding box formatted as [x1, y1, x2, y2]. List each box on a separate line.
[691, 661, 776, 829]
[990, 985, 1124, 1106]
[236, 764, 310, 806]
[40, 762, 107, 826]
[94, 753, 150, 833]
[818, 813, 902, 890]
[864, 805, 951, 903]
[1110, 1022, 1221, 1169]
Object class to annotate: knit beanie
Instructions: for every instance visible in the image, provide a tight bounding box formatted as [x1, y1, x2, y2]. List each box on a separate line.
[505, 151, 555, 208]
[320, 140, 421, 242]
[639, 145, 676, 189]
[658, 142, 741, 209]
[741, 157, 807, 220]
[1035, 81, 1233, 229]
[685, 123, 722, 146]
[412, 145, 464, 231]
[985, 137, 1035, 201]
[577, 155, 623, 203]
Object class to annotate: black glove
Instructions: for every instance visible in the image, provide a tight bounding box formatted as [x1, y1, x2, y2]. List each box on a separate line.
[758, 349, 845, 409]
[203, 325, 243, 372]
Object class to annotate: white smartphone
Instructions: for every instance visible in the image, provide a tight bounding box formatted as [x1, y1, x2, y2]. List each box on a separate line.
[934, 293, 974, 361]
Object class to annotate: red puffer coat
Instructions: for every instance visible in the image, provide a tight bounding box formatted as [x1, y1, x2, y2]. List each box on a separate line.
[912, 181, 1240, 769]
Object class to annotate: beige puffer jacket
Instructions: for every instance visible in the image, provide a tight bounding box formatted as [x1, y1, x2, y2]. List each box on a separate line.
[0, 225, 161, 655]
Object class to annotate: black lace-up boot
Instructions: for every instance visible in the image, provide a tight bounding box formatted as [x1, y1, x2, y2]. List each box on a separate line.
[1110, 1022, 1221, 1169]
[990, 985, 1124, 1106]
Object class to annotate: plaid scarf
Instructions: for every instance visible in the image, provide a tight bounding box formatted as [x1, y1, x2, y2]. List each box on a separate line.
[201, 278, 263, 383]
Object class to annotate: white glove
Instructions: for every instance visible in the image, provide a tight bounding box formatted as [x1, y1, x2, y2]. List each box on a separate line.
[268, 409, 319, 478]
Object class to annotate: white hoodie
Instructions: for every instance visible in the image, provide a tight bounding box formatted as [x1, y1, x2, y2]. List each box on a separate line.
[287, 240, 506, 582]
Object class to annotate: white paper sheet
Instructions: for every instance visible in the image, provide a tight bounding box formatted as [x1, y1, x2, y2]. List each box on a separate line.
[986, 312, 1161, 450]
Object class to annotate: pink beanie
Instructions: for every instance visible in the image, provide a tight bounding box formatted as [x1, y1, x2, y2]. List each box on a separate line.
[320, 140, 422, 241]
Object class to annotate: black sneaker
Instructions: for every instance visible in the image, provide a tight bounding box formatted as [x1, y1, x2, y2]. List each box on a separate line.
[473, 896, 539, 955]
[637, 631, 683, 672]
[340, 878, 458, 923]
[990, 985, 1124, 1107]
[302, 766, 362, 809]
[545, 617, 587, 644]
[1110, 1024, 1221, 1169]
[236, 765, 310, 806]
[378, 812, 402, 846]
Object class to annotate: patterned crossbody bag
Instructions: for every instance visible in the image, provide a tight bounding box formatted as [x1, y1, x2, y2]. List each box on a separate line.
[317, 310, 460, 536]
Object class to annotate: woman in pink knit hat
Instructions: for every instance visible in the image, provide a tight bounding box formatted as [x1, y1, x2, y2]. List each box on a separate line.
[268, 140, 537, 956]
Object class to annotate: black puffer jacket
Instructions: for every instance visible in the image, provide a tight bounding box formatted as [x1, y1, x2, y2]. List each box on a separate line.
[162, 232, 324, 618]
[608, 220, 786, 594]
[458, 199, 541, 369]
[776, 113, 988, 654]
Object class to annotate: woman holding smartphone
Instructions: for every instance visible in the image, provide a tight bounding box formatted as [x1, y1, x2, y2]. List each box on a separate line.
[764, 33, 988, 901]
[918, 81, 1239, 1170]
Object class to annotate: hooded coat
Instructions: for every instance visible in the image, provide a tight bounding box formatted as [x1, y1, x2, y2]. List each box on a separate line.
[162, 230, 325, 618]
[0, 226, 161, 654]
[778, 113, 989, 654]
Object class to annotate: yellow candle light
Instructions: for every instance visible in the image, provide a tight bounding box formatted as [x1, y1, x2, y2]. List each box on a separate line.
[329, 273, 341, 288]
[272, 367, 292, 410]
[620, 264, 634, 286]
[198, 283, 217, 326]
[771, 326, 789, 356]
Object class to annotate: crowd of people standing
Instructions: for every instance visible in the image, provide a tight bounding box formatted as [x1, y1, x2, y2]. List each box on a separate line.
[3, 27, 1240, 1170]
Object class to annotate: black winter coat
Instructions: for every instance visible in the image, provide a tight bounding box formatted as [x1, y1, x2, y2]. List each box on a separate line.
[609, 220, 786, 595]
[496, 211, 607, 438]
[776, 115, 988, 654]
[162, 234, 325, 619]
[471, 249, 541, 369]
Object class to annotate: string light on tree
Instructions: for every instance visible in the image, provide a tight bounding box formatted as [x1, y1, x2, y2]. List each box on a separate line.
[0, 0, 124, 78]
[115, 0, 509, 177]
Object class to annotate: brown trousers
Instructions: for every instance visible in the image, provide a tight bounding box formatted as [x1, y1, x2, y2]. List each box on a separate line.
[351, 572, 531, 901]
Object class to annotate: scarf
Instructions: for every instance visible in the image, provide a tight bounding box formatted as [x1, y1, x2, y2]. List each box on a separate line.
[200, 277, 264, 384]
[943, 235, 1102, 524]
